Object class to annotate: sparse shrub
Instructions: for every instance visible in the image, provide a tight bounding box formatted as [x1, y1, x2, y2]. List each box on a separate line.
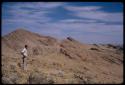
[33, 48, 39, 55]
[28, 72, 54, 84]
[2, 77, 13, 84]
[2, 73, 19, 84]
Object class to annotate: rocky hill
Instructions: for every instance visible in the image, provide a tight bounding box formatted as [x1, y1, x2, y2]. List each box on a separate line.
[2, 29, 123, 84]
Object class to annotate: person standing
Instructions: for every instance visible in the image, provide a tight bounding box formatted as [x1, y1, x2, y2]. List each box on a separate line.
[21, 45, 28, 70]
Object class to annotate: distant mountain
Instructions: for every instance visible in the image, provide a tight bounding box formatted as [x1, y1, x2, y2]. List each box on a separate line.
[2, 29, 123, 84]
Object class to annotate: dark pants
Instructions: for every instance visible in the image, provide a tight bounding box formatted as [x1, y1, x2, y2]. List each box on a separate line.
[22, 55, 27, 70]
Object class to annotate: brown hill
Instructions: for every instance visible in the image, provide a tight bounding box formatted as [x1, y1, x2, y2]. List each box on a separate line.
[2, 29, 123, 84]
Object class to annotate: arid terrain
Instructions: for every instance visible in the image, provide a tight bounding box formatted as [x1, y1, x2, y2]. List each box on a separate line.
[2, 29, 123, 84]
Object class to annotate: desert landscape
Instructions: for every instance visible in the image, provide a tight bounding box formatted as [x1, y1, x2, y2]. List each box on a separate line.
[2, 29, 123, 84]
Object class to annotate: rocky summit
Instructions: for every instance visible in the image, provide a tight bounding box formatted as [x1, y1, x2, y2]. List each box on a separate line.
[2, 29, 123, 84]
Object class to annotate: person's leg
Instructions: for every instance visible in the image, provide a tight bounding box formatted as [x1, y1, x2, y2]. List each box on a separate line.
[22, 55, 26, 70]
[22, 56, 24, 70]
[24, 57, 27, 70]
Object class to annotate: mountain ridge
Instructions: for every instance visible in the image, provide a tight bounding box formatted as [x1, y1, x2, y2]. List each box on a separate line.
[2, 29, 123, 84]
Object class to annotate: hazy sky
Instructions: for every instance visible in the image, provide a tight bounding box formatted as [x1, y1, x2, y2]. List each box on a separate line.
[2, 2, 123, 44]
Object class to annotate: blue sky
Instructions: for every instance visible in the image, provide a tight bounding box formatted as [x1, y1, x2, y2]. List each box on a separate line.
[2, 2, 123, 44]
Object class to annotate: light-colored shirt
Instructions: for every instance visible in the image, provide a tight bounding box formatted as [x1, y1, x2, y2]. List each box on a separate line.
[21, 48, 28, 57]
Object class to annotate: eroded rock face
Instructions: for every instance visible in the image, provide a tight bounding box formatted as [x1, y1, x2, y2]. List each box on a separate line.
[90, 48, 100, 51]
[67, 37, 75, 41]
[60, 48, 74, 59]
[2, 29, 123, 84]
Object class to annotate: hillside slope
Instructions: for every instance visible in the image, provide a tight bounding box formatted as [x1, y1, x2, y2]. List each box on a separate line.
[2, 29, 123, 84]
